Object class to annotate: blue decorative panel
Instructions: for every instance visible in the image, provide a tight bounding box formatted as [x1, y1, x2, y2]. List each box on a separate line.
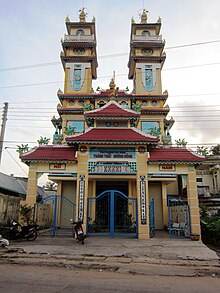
[67, 120, 84, 133]
[73, 65, 82, 91]
[145, 66, 153, 91]
[142, 121, 159, 134]
[140, 176, 146, 225]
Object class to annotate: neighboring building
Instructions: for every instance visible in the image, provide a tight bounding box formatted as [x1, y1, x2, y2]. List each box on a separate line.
[0, 172, 46, 225]
[197, 155, 220, 215]
[0, 172, 26, 225]
[20, 8, 204, 239]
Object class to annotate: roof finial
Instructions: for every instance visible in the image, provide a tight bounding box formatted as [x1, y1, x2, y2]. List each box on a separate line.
[109, 71, 116, 89]
[79, 7, 87, 22]
[140, 9, 148, 23]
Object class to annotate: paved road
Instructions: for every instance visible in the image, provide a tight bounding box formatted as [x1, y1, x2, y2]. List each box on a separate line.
[0, 264, 220, 293]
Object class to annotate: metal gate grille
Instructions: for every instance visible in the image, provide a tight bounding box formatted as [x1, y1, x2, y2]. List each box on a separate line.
[168, 196, 191, 238]
[87, 190, 138, 237]
[34, 195, 76, 236]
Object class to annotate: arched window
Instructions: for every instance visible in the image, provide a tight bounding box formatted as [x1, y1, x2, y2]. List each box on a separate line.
[98, 101, 106, 108]
[76, 29, 85, 36]
[142, 30, 150, 37]
[120, 101, 128, 109]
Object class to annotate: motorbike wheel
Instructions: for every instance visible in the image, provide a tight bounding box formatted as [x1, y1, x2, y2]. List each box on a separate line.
[78, 234, 84, 245]
[26, 231, 37, 241]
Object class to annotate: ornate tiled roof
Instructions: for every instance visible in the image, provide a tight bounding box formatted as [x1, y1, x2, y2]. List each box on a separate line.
[20, 146, 77, 162]
[66, 127, 158, 144]
[57, 93, 168, 100]
[84, 100, 140, 118]
[57, 107, 84, 114]
[148, 147, 205, 163]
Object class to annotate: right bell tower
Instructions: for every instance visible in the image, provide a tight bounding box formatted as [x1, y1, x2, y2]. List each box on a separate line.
[128, 9, 166, 95]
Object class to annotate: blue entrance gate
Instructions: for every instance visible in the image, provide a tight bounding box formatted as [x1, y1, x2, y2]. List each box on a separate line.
[87, 190, 138, 237]
[34, 195, 76, 236]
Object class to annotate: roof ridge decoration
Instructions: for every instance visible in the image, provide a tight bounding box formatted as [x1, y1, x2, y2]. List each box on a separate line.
[188, 148, 205, 159]
[65, 127, 159, 143]
[130, 127, 158, 139]
[20, 145, 75, 158]
[19, 146, 38, 158]
[84, 100, 141, 115]
[66, 126, 93, 139]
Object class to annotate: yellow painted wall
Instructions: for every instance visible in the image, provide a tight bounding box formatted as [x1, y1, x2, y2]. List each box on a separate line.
[64, 67, 92, 94]
[135, 48, 162, 57]
[70, 27, 91, 35]
[135, 28, 157, 35]
[135, 68, 162, 95]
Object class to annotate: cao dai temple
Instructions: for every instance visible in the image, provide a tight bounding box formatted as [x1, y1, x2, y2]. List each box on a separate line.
[20, 8, 204, 240]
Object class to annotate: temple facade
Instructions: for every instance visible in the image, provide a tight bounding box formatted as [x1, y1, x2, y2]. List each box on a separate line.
[20, 8, 204, 239]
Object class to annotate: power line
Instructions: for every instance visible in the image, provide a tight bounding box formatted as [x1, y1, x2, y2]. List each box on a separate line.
[166, 39, 220, 50]
[0, 39, 220, 73]
[5, 148, 28, 175]
[164, 62, 220, 71]
[7, 103, 220, 108]
[1, 58, 220, 89]
[2, 141, 220, 146]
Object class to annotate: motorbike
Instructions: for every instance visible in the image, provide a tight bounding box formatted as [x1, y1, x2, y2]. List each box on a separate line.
[0, 235, 9, 247]
[71, 220, 85, 245]
[4, 219, 39, 241]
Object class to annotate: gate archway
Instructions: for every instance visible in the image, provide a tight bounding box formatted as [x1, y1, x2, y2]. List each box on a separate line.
[87, 190, 138, 237]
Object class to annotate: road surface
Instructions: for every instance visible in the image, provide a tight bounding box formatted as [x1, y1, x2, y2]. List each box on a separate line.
[0, 264, 219, 292]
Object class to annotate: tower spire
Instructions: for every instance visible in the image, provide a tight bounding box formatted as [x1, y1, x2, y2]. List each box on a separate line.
[140, 9, 148, 23]
[79, 7, 87, 22]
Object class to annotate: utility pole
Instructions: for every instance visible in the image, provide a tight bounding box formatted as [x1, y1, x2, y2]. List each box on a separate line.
[0, 102, 9, 164]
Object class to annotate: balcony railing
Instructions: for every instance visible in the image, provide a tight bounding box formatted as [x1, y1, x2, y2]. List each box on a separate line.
[197, 185, 220, 197]
[63, 34, 95, 42]
[132, 35, 162, 42]
[88, 162, 137, 175]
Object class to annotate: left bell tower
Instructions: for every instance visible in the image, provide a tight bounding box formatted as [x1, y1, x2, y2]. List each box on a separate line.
[61, 8, 98, 94]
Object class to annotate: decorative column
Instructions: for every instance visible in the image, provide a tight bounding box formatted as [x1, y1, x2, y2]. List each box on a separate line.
[187, 166, 201, 238]
[56, 181, 62, 226]
[75, 149, 89, 232]
[136, 149, 150, 239]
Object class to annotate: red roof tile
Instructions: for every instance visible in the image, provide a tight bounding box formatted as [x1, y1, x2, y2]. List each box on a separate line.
[149, 148, 205, 163]
[84, 101, 140, 118]
[66, 128, 158, 143]
[20, 146, 77, 162]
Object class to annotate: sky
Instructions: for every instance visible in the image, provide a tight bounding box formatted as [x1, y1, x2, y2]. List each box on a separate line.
[0, 0, 220, 182]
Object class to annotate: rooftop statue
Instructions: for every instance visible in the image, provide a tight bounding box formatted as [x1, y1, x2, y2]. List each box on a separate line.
[16, 144, 29, 155]
[38, 136, 50, 145]
[79, 8, 87, 22]
[140, 9, 148, 23]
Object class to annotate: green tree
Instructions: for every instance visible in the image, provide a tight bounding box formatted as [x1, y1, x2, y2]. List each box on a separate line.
[20, 204, 33, 225]
[200, 205, 220, 244]
[210, 144, 220, 155]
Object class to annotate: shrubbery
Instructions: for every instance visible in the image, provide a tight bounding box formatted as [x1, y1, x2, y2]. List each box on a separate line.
[200, 205, 220, 244]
